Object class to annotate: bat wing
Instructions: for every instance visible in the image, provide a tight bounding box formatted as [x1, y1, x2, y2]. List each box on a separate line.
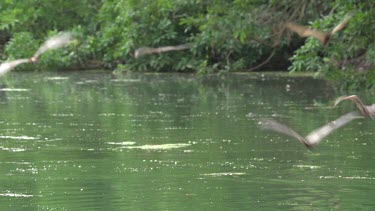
[333, 95, 373, 118]
[0, 59, 29, 76]
[33, 32, 73, 59]
[135, 43, 192, 58]
[330, 14, 353, 35]
[260, 118, 312, 148]
[134, 47, 158, 58]
[305, 111, 361, 146]
[260, 111, 360, 148]
[157, 43, 192, 53]
[286, 22, 328, 44]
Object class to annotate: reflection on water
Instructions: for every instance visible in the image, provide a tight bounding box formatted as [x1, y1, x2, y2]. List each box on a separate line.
[0, 71, 374, 210]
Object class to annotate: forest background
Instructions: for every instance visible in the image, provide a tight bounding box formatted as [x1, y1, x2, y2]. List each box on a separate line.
[0, 0, 374, 89]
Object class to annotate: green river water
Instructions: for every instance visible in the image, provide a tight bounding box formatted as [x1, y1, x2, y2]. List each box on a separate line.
[0, 71, 374, 210]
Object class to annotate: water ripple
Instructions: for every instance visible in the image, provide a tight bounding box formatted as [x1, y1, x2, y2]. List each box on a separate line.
[106, 141, 136, 146]
[201, 172, 246, 177]
[121, 143, 191, 150]
[0, 192, 35, 198]
[0, 146, 26, 152]
[319, 176, 375, 180]
[0, 135, 38, 140]
[0, 88, 30, 92]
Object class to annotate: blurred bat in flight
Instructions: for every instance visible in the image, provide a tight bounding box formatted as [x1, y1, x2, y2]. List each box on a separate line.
[286, 14, 353, 45]
[0, 32, 73, 76]
[134, 43, 192, 58]
[260, 111, 361, 148]
[333, 95, 375, 118]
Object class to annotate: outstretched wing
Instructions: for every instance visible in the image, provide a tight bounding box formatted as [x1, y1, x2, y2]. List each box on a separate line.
[134, 47, 158, 58]
[157, 43, 192, 53]
[32, 32, 73, 59]
[305, 111, 361, 146]
[0, 59, 29, 76]
[259, 118, 312, 148]
[286, 22, 328, 44]
[135, 43, 192, 58]
[260, 111, 360, 148]
[333, 95, 373, 118]
[330, 14, 353, 35]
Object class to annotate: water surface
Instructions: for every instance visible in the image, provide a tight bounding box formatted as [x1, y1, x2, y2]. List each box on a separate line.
[0, 71, 374, 210]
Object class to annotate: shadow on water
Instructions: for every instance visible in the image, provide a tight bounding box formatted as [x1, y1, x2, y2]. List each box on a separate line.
[0, 71, 374, 210]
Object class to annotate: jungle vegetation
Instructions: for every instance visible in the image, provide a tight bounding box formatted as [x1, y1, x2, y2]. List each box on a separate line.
[0, 0, 374, 88]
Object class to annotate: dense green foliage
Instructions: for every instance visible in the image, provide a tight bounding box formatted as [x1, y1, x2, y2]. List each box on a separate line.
[0, 0, 374, 87]
[288, 1, 375, 88]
